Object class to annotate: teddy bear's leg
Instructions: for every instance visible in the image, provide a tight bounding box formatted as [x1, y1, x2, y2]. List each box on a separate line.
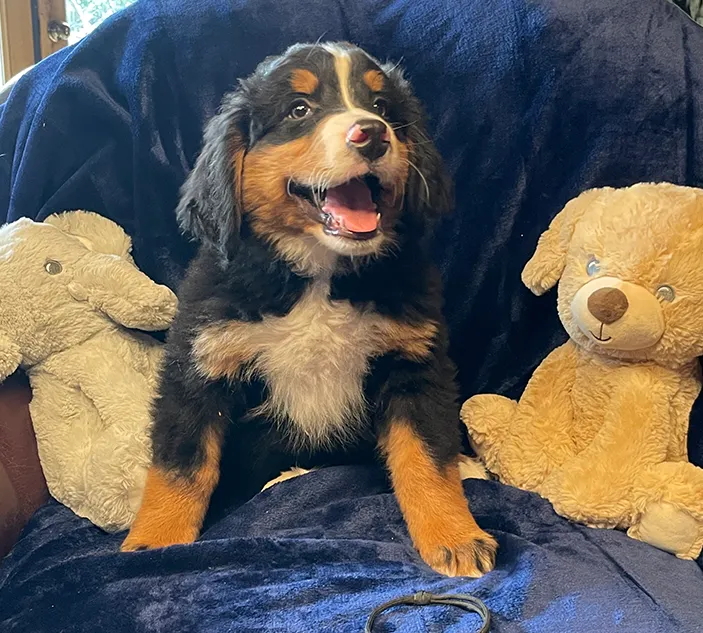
[628, 462, 703, 560]
[541, 372, 670, 528]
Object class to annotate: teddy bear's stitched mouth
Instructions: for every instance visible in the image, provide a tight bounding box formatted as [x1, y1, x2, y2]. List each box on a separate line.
[589, 323, 612, 343]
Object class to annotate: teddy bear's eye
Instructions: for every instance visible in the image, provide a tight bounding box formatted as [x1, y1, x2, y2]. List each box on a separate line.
[586, 256, 600, 276]
[656, 284, 675, 302]
[44, 260, 62, 275]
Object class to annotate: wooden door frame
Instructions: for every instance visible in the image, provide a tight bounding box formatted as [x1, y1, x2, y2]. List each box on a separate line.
[0, 0, 66, 84]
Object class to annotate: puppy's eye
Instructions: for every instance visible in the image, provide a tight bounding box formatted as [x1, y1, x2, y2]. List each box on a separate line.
[373, 98, 388, 118]
[586, 256, 600, 276]
[288, 100, 312, 120]
[656, 284, 675, 302]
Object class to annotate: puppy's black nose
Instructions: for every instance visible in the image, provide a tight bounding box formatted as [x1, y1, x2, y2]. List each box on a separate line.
[347, 119, 390, 161]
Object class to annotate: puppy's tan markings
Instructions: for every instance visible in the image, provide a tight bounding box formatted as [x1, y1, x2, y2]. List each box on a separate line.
[243, 127, 409, 263]
[378, 320, 438, 362]
[380, 420, 497, 577]
[363, 69, 385, 93]
[121, 426, 223, 551]
[193, 321, 259, 380]
[290, 68, 319, 95]
[194, 314, 437, 382]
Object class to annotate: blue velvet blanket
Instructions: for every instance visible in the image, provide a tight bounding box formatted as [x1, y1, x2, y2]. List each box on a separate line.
[0, 468, 701, 632]
[1, 0, 703, 630]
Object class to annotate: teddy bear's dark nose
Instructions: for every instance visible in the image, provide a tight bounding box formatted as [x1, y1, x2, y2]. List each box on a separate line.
[587, 287, 629, 324]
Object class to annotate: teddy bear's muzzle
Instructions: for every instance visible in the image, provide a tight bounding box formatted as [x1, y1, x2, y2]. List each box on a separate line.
[570, 276, 665, 352]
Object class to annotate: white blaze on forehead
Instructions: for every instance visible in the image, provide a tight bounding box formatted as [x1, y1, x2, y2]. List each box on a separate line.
[322, 43, 356, 110]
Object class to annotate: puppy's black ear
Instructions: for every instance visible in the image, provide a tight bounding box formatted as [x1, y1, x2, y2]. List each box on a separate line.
[382, 63, 453, 234]
[405, 119, 453, 224]
[177, 91, 249, 255]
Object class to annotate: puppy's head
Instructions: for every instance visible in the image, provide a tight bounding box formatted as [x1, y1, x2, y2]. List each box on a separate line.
[177, 42, 451, 270]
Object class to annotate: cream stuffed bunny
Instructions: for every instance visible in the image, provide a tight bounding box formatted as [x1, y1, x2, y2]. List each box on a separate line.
[0, 211, 177, 532]
[462, 183, 703, 560]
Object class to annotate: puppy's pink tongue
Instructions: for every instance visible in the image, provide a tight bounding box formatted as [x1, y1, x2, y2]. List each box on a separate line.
[323, 178, 378, 233]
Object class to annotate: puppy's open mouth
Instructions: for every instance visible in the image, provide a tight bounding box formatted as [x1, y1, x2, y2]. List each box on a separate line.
[290, 174, 383, 241]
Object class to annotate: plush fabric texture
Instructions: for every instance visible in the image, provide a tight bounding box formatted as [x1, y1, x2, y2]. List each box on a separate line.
[2, 0, 703, 630]
[2, 468, 703, 632]
[0, 212, 176, 532]
[463, 184, 703, 560]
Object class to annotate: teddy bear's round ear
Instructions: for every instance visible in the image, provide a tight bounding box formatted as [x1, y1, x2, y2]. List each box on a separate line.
[522, 188, 612, 296]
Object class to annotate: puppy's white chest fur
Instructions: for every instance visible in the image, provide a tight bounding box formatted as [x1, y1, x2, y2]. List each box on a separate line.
[248, 279, 381, 446]
[194, 279, 436, 447]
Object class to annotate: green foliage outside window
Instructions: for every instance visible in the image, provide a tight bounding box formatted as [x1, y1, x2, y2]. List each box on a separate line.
[66, 0, 136, 44]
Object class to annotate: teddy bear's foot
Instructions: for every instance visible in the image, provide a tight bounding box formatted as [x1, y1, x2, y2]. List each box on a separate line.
[460, 395, 517, 479]
[629, 462, 703, 559]
[461, 395, 517, 451]
[628, 501, 703, 560]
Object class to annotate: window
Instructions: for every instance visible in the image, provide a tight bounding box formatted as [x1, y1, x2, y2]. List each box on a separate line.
[0, 0, 136, 86]
[66, 0, 135, 45]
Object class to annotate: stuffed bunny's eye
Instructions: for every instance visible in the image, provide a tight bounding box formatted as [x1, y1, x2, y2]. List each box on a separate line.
[45, 260, 63, 275]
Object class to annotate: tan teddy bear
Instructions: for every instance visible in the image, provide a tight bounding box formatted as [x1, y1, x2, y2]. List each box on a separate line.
[461, 183, 703, 560]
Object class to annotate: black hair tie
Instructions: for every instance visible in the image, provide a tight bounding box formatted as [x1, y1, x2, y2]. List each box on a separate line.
[365, 591, 491, 632]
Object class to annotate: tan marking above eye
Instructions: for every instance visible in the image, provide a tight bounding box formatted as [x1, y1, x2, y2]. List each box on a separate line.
[290, 68, 319, 95]
[363, 69, 385, 93]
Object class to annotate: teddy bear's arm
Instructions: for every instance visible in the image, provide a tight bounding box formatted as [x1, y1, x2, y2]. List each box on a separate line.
[463, 341, 579, 490]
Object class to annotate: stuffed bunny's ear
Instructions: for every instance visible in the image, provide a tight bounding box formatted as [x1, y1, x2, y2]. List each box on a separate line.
[44, 211, 133, 259]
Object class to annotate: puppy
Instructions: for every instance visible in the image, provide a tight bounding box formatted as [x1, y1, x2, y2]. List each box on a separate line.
[121, 42, 497, 577]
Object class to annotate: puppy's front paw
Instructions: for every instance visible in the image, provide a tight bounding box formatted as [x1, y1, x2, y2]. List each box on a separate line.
[418, 529, 497, 577]
[120, 523, 199, 552]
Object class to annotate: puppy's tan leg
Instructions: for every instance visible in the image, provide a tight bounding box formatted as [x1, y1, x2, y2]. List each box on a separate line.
[381, 420, 497, 577]
[121, 427, 222, 551]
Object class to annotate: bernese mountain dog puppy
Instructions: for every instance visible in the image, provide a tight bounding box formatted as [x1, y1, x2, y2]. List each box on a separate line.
[121, 42, 497, 577]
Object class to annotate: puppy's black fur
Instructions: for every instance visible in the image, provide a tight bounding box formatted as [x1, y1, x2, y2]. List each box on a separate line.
[124, 42, 496, 577]
[159, 43, 455, 489]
